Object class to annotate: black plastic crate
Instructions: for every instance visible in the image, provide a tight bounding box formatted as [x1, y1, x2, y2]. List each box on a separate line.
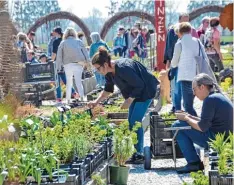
[84, 157, 92, 179]
[151, 138, 183, 158]
[150, 125, 173, 139]
[28, 174, 77, 185]
[107, 112, 128, 119]
[151, 139, 173, 157]
[150, 113, 176, 139]
[107, 137, 114, 158]
[21, 84, 43, 106]
[150, 113, 177, 129]
[99, 140, 108, 160]
[24, 61, 55, 82]
[209, 170, 234, 185]
[72, 161, 86, 185]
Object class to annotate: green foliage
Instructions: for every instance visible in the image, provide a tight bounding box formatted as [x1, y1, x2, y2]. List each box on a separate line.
[72, 134, 91, 160]
[209, 132, 234, 175]
[190, 171, 209, 185]
[160, 112, 177, 125]
[91, 174, 106, 185]
[104, 105, 128, 113]
[12, 0, 61, 32]
[113, 121, 141, 166]
[0, 171, 8, 185]
[209, 133, 229, 155]
[0, 115, 10, 131]
[50, 112, 62, 126]
[187, 0, 232, 28]
[91, 116, 113, 137]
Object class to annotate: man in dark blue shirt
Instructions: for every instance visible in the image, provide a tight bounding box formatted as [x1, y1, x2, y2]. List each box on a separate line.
[173, 73, 233, 174]
[88, 47, 159, 163]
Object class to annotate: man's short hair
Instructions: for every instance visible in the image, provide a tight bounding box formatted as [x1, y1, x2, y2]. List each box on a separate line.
[179, 22, 192, 34]
[179, 13, 189, 21]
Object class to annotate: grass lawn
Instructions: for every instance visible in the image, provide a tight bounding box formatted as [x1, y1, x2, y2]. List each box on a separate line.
[221, 36, 233, 43]
[221, 44, 233, 68]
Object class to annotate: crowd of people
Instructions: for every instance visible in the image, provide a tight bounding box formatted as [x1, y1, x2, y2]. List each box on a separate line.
[164, 13, 224, 116]
[112, 25, 152, 59]
[15, 12, 233, 174]
[16, 22, 154, 103]
[163, 13, 233, 174]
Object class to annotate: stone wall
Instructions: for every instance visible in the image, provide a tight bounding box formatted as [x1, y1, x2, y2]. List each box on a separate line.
[0, 10, 23, 99]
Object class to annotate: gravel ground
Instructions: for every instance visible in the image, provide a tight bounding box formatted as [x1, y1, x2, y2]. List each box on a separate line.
[127, 98, 203, 185]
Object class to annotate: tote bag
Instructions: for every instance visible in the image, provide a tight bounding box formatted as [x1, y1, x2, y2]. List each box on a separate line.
[194, 40, 217, 83]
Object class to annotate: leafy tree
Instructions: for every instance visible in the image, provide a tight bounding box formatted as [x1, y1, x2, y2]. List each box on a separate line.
[11, 0, 61, 32]
[187, 0, 232, 29]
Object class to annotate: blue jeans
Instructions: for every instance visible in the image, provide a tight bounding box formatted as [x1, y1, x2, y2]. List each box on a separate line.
[56, 72, 75, 99]
[173, 70, 182, 111]
[174, 81, 182, 111]
[180, 81, 197, 116]
[172, 120, 215, 163]
[94, 71, 105, 87]
[114, 48, 123, 57]
[128, 99, 152, 154]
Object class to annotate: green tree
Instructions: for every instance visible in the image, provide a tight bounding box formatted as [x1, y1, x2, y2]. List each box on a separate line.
[12, 0, 61, 32]
[187, 0, 232, 29]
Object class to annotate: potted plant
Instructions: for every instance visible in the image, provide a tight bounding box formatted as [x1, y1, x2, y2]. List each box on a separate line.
[109, 121, 140, 185]
[209, 132, 234, 185]
[91, 174, 105, 185]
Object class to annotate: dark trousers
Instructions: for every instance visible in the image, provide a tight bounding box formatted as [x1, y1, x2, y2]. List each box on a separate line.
[172, 120, 215, 163]
[114, 48, 123, 57]
[208, 53, 224, 72]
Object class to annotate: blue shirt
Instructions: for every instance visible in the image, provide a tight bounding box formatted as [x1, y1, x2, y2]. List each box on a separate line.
[113, 36, 124, 47]
[104, 58, 159, 102]
[198, 92, 233, 135]
[89, 41, 110, 58]
[29, 57, 39, 64]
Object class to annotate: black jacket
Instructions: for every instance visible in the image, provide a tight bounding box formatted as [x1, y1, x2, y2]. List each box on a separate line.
[104, 58, 159, 102]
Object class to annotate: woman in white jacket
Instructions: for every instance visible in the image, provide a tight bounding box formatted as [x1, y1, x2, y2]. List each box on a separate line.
[56, 27, 90, 103]
[171, 22, 200, 116]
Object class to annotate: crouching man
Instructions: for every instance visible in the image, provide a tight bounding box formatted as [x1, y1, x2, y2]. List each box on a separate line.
[173, 73, 233, 174]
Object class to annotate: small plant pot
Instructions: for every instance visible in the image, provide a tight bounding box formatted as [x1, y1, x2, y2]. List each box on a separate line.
[109, 165, 130, 185]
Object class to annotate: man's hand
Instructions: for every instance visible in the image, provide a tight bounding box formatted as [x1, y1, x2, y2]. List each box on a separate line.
[121, 98, 134, 109]
[175, 111, 189, 121]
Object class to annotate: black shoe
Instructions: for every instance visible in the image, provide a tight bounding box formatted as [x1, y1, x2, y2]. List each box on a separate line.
[133, 154, 144, 164]
[125, 154, 144, 164]
[125, 155, 135, 164]
[177, 161, 204, 174]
